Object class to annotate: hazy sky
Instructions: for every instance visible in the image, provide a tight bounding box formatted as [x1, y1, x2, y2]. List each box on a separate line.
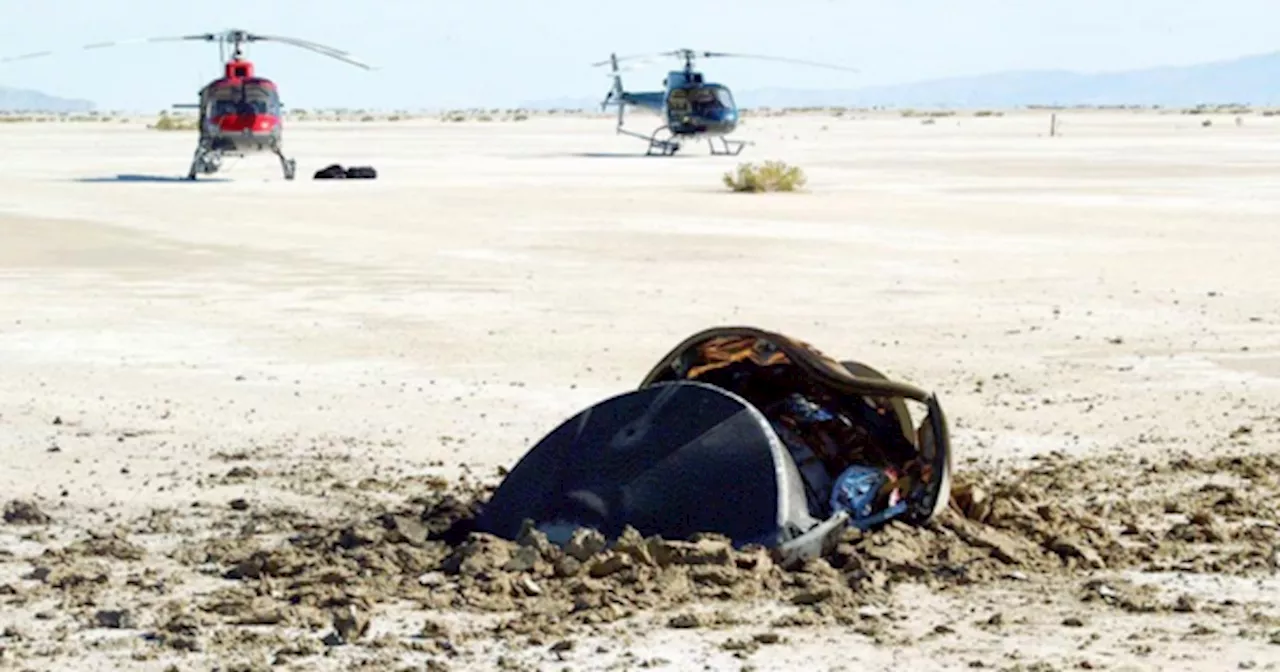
[1, 0, 1276, 111]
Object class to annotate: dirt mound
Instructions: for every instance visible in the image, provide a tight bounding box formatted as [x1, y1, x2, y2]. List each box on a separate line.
[952, 450, 1280, 576]
[4, 447, 1278, 668]
[154, 448, 1280, 647]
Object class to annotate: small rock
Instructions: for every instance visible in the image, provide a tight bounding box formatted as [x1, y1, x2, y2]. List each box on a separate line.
[418, 571, 446, 588]
[588, 553, 633, 579]
[1049, 537, 1105, 569]
[613, 527, 656, 566]
[441, 534, 513, 576]
[3, 500, 51, 525]
[1063, 617, 1086, 627]
[668, 613, 706, 629]
[95, 609, 136, 629]
[380, 514, 428, 545]
[225, 466, 258, 480]
[518, 576, 542, 596]
[516, 521, 554, 557]
[328, 605, 370, 645]
[651, 538, 734, 567]
[421, 618, 451, 640]
[553, 555, 582, 578]
[503, 546, 542, 573]
[228, 498, 250, 511]
[565, 528, 607, 562]
[791, 588, 832, 606]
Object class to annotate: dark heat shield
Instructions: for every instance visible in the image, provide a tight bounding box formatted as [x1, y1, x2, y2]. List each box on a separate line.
[475, 380, 819, 548]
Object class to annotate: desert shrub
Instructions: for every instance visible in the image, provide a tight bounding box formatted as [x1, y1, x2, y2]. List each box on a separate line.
[974, 110, 1003, 117]
[360, 115, 376, 122]
[905, 109, 956, 118]
[722, 160, 807, 193]
[150, 115, 197, 131]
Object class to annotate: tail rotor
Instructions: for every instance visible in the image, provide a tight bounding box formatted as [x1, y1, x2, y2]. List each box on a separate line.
[599, 52, 626, 130]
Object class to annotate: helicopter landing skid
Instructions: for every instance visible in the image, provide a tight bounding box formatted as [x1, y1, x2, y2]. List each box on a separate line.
[707, 136, 749, 156]
[618, 125, 750, 157]
[273, 147, 297, 181]
[185, 145, 296, 180]
[617, 125, 681, 156]
[187, 146, 222, 180]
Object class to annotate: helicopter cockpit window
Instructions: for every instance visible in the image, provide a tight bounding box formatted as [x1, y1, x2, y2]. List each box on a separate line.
[207, 84, 279, 117]
[690, 86, 733, 116]
[711, 86, 735, 108]
[212, 100, 239, 117]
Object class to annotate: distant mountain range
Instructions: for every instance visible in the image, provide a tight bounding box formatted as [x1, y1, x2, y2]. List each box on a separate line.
[523, 50, 1280, 110]
[0, 86, 94, 113]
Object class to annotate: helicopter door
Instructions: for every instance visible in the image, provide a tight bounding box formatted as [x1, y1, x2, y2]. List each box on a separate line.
[690, 88, 717, 115]
[667, 88, 692, 115]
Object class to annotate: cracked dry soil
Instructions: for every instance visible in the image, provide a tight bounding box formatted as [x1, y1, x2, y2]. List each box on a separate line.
[2, 448, 1279, 671]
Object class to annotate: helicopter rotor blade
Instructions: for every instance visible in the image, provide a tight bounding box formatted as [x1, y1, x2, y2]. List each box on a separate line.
[274, 40, 374, 69]
[592, 49, 858, 73]
[253, 34, 353, 56]
[186, 30, 372, 68]
[598, 61, 656, 75]
[590, 52, 678, 68]
[2, 30, 374, 70]
[697, 51, 859, 72]
[0, 35, 191, 64]
[242, 33, 374, 70]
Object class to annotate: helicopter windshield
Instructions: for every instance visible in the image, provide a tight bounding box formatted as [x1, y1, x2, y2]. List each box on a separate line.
[709, 86, 735, 109]
[671, 85, 735, 118]
[207, 83, 280, 117]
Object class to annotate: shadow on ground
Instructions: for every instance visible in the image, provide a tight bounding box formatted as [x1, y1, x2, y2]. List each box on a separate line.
[73, 174, 231, 183]
[569, 152, 694, 159]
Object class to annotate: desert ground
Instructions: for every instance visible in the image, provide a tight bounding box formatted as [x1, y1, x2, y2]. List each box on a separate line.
[1, 109, 1280, 671]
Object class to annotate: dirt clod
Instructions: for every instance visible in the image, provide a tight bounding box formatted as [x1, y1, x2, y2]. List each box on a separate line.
[3, 500, 51, 525]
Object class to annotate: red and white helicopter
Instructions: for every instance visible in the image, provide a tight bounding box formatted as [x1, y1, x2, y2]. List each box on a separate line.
[1, 29, 372, 180]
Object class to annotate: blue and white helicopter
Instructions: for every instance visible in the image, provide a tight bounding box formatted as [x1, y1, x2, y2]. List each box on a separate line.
[593, 48, 857, 156]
